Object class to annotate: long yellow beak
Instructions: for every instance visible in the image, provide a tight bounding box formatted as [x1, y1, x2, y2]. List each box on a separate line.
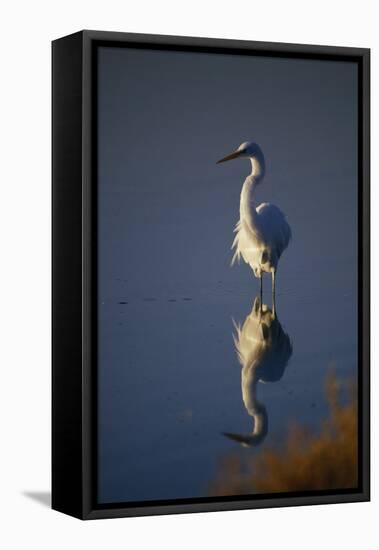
[222, 431, 257, 447]
[216, 150, 242, 164]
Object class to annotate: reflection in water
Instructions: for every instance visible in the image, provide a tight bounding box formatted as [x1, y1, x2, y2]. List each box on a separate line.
[223, 296, 292, 447]
[212, 372, 358, 495]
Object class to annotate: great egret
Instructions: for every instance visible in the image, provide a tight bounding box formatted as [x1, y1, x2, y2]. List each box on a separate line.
[217, 141, 291, 306]
[223, 296, 292, 447]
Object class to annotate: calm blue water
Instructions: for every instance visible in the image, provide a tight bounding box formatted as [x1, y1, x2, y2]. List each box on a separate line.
[97, 46, 358, 503]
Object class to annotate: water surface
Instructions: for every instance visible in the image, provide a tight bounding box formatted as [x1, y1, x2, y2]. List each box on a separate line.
[97, 46, 358, 503]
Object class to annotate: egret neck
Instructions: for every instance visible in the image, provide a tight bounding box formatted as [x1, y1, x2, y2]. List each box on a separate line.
[242, 371, 268, 441]
[240, 153, 266, 229]
[250, 151, 265, 182]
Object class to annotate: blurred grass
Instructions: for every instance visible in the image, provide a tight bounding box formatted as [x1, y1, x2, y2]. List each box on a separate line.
[211, 371, 358, 495]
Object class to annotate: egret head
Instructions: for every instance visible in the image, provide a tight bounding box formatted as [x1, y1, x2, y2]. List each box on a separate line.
[217, 141, 263, 164]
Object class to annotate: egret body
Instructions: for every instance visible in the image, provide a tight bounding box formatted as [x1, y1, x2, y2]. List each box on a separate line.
[217, 142, 291, 305]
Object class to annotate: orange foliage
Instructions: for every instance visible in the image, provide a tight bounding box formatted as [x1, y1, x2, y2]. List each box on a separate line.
[211, 372, 358, 496]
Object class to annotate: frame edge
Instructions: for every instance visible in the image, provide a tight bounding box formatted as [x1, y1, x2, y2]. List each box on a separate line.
[52, 31, 86, 520]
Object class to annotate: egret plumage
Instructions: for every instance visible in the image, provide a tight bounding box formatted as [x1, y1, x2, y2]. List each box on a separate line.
[223, 296, 292, 447]
[217, 141, 291, 307]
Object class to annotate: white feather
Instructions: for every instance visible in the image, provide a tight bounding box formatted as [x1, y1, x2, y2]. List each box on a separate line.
[219, 141, 292, 280]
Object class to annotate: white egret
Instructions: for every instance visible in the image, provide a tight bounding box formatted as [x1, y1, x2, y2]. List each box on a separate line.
[217, 141, 291, 306]
[223, 296, 292, 447]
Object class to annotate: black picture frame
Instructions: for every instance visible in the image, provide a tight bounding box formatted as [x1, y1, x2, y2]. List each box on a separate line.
[52, 30, 370, 520]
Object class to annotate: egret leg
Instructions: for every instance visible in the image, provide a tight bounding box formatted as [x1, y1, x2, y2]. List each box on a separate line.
[272, 270, 276, 318]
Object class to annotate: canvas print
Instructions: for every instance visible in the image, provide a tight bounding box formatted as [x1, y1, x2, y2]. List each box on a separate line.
[97, 46, 358, 504]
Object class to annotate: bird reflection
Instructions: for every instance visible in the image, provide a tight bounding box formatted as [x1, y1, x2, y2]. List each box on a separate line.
[224, 296, 292, 447]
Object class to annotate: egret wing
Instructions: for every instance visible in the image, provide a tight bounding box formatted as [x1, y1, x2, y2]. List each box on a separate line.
[256, 202, 291, 259]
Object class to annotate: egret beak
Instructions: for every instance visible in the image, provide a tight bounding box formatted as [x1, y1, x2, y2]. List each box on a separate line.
[222, 431, 256, 447]
[216, 150, 242, 164]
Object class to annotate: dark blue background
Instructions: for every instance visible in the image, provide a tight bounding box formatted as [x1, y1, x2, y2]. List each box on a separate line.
[97, 46, 358, 503]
